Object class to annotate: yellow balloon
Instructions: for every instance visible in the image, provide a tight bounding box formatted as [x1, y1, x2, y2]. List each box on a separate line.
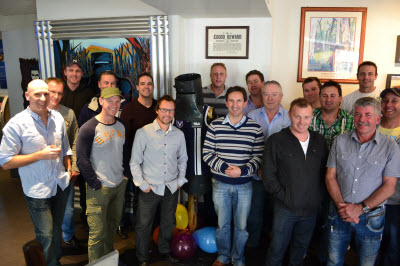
[175, 203, 189, 229]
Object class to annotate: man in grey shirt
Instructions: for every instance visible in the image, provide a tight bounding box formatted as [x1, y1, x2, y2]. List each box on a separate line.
[130, 95, 188, 266]
[325, 97, 400, 266]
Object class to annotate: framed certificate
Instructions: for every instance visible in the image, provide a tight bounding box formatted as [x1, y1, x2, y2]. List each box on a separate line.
[206, 26, 249, 59]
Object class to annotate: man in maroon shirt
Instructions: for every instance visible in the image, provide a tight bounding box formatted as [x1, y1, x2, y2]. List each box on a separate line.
[119, 72, 157, 236]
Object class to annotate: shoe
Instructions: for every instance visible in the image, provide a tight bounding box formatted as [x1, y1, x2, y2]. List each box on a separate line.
[212, 260, 225, 266]
[160, 253, 179, 263]
[117, 226, 128, 239]
[64, 235, 81, 249]
[138, 262, 148, 266]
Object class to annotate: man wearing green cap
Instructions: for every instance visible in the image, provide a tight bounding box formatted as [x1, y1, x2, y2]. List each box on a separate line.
[76, 87, 129, 263]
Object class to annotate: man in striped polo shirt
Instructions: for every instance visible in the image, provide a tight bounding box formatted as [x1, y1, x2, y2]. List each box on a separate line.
[202, 63, 229, 118]
[203, 86, 264, 266]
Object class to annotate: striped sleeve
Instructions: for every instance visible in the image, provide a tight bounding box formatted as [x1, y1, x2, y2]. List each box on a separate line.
[240, 123, 264, 176]
[202, 121, 230, 174]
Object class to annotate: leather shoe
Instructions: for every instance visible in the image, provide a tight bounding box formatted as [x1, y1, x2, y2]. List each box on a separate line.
[117, 226, 128, 239]
[160, 253, 179, 263]
[212, 260, 225, 266]
[64, 235, 81, 249]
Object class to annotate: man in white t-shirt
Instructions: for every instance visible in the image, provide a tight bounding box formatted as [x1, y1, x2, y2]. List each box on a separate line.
[341, 61, 379, 115]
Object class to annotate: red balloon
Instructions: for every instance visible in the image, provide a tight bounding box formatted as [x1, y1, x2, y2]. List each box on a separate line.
[170, 233, 197, 260]
[153, 226, 160, 245]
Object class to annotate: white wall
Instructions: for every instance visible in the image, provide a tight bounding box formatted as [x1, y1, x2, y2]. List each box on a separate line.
[2, 14, 38, 116]
[271, 0, 400, 108]
[170, 17, 272, 92]
[36, 0, 164, 21]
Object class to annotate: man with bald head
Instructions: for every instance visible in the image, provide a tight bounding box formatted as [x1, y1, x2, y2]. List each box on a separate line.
[0, 79, 72, 266]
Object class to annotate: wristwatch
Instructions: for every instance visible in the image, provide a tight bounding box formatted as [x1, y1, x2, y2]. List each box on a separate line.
[361, 201, 370, 214]
[67, 169, 72, 173]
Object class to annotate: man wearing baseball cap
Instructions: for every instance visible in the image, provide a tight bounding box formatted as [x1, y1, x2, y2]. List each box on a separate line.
[378, 86, 400, 266]
[76, 87, 129, 263]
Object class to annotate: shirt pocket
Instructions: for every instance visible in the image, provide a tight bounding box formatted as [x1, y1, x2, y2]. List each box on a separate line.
[366, 155, 385, 180]
[336, 152, 356, 185]
[22, 131, 46, 154]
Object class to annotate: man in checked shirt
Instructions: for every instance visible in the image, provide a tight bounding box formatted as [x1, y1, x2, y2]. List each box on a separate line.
[309, 80, 354, 264]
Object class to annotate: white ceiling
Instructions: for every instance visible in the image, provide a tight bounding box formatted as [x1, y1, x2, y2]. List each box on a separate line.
[0, 0, 36, 16]
[143, 0, 271, 18]
[0, 0, 270, 17]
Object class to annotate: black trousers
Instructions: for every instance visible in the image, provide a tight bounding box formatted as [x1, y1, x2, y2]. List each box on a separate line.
[135, 188, 178, 262]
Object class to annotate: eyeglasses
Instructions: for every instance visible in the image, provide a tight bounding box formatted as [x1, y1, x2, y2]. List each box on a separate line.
[159, 108, 175, 114]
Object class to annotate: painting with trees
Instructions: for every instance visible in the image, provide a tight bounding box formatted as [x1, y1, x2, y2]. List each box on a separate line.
[53, 37, 150, 101]
[297, 7, 367, 83]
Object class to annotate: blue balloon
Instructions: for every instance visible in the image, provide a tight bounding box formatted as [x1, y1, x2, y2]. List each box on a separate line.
[192, 226, 217, 253]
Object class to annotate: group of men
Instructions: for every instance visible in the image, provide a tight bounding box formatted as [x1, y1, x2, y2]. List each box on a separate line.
[201, 61, 400, 266]
[0, 59, 399, 266]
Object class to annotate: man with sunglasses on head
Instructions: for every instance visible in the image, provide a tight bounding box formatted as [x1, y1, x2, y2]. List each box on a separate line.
[130, 95, 188, 266]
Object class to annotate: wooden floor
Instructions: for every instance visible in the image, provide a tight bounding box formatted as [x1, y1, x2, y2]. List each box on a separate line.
[0, 168, 359, 266]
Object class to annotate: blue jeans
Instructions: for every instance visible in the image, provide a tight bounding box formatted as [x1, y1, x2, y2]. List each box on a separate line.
[327, 202, 385, 266]
[266, 202, 317, 266]
[62, 181, 75, 241]
[25, 184, 71, 266]
[381, 204, 400, 266]
[212, 179, 252, 266]
[247, 179, 266, 247]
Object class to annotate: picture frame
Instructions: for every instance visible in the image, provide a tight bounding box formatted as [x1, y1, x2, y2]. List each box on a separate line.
[206, 26, 249, 59]
[386, 74, 400, 88]
[395, 36, 400, 63]
[297, 7, 367, 84]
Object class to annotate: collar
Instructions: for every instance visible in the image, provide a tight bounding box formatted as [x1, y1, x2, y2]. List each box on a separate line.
[152, 118, 173, 133]
[27, 106, 51, 121]
[222, 114, 246, 128]
[261, 104, 284, 118]
[314, 107, 347, 120]
[351, 130, 380, 144]
[207, 84, 228, 97]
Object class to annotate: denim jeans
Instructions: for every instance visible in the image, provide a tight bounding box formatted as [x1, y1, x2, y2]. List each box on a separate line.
[86, 179, 127, 263]
[327, 202, 385, 266]
[266, 202, 317, 266]
[247, 179, 266, 247]
[212, 179, 252, 266]
[25, 184, 71, 266]
[62, 181, 75, 242]
[135, 187, 178, 262]
[380, 204, 400, 266]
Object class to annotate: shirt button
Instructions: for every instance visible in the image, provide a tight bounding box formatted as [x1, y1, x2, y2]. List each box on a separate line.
[355, 179, 358, 182]
[356, 167, 359, 170]
[164, 172, 166, 174]
[353, 191, 356, 193]
[359, 156, 361, 158]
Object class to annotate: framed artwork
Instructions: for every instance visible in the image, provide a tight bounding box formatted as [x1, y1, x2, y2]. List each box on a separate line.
[53, 38, 150, 101]
[396, 36, 400, 63]
[386, 74, 400, 88]
[206, 26, 249, 59]
[297, 7, 367, 83]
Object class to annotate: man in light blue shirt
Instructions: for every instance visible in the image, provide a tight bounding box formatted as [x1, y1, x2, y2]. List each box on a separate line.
[0, 79, 72, 266]
[246, 80, 290, 251]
